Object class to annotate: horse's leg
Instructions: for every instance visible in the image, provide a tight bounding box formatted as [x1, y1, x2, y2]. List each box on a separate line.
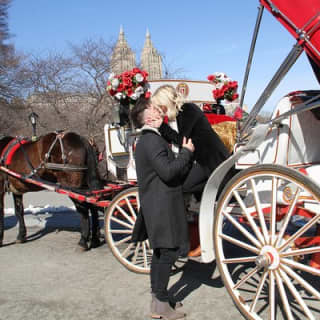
[14, 193, 27, 243]
[90, 205, 101, 248]
[0, 191, 4, 247]
[73, 201, 90, 251]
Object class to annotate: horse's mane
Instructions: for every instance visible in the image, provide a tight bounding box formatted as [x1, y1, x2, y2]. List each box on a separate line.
[78, 134, 103, 191]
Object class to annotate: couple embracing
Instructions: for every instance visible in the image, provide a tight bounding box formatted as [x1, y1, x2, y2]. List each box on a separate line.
[131, 85, 229, 320]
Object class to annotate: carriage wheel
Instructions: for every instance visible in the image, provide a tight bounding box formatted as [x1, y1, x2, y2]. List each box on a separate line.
[104, 187, 152, 274]
[214, 164, 320, 320]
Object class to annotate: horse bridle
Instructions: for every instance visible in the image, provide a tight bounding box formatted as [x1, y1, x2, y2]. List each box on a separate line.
[44, 131, 67, 164]
[43, 131, 88, 172]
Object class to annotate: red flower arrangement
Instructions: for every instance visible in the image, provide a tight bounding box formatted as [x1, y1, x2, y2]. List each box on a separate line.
[207, 72, 239, 102]
[107, 67, 150, 105]
[202, 103, 212, 112]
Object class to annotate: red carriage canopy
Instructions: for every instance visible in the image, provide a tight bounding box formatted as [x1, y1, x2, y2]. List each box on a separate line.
[261, 0, 320, 80]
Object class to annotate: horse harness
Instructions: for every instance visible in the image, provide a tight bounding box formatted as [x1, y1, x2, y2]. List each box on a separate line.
[43, 132, 87, 172]
[0, 132, 87, 179]
[0, 137, 36, 192]
[0, 136, 34, 169]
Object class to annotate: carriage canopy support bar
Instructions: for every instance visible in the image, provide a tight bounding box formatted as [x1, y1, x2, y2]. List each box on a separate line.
[240, 43, 303, 137]
[239, 4, 264, 110]
[240, 0, 320, 137]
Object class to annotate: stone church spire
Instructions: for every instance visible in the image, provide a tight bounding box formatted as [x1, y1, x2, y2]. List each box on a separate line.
[141, 29, 162, 80]
[111, 26, 136, 75]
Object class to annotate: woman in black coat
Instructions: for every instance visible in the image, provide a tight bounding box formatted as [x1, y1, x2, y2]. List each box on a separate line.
[130, 98, 194, 319]
[152, 85, 230, 197]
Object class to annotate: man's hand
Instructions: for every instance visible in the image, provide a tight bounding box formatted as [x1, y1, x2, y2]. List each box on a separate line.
[182, 137, 194, 152]
[144, 106, 163, 128]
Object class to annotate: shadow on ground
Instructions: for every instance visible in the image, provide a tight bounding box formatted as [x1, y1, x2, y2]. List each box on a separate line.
[3, 208, 105, 247]
[169, 259, 223, 302]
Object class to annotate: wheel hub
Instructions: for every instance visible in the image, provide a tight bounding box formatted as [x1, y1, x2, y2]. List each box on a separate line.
[255, 245, 280, 270]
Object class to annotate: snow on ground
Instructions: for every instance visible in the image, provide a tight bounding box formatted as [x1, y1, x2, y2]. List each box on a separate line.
[4, 203, 79, 229]
[4, 204, 76, 216]
[3, 191, 103, 229]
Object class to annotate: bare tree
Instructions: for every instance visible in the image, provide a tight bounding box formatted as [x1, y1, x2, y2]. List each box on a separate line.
[69, 38, 115, 147]
[0, 6, 119, 141]
[0, 0, 29, 101]
[0, 98, 30, 136]
[0, 48, 31, 101]
[0, 0, 10, 51]
[159, 52, 187, 79]
[26, 52, 78, 133]
[0, 0, 33, 135]
[24, 39, 116, 149]
[1, 29, 186, 144]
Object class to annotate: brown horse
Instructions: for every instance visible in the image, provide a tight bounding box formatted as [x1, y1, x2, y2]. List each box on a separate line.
[0, 131, 103, 250]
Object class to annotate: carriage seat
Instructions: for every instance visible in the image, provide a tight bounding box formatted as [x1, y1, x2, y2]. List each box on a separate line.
[204, 113, 237, 153]
[236, 91, 320, 169]
[108, 154, 129, 169]
[105, 125, 131, 168]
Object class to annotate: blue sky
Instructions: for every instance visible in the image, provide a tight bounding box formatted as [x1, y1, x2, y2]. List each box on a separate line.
[8, 0, 320, 112]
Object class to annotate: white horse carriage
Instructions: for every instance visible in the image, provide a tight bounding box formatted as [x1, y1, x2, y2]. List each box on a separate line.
[103, 1, 320, 318]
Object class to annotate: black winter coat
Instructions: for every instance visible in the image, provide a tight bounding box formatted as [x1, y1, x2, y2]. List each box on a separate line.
[159, 103, 229, 175]
[134, 129, 193, 252]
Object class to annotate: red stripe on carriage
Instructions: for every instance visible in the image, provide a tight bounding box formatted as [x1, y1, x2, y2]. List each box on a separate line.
[95, 200, 111, 207]
[58, 189, 86, 202]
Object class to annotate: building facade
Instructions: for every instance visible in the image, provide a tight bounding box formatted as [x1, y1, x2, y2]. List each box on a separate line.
[110, 27, 162, 80]
[140, 29, 162, 80]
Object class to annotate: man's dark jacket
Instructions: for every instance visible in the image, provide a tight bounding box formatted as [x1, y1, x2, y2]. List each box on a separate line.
[159, 103, 229, 175]
[134, 128, 192, 253]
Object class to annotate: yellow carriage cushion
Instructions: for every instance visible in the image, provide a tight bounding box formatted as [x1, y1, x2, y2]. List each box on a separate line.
[212, 121, 237, 153]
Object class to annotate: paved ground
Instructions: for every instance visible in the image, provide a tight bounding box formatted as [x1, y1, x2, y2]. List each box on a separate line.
[0, 191, 241, 320]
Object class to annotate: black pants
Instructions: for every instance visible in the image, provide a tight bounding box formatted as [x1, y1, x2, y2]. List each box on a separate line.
[151, 248, 180, 302]
[182, 162, 237, 201]
[182, 162, 209, 200]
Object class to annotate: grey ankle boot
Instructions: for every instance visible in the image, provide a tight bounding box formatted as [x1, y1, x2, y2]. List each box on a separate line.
[151, 293, 183, 312]
[151, 296, 186, 320]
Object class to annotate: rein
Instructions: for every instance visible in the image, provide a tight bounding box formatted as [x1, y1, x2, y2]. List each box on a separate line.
[45, 163, 88, 171]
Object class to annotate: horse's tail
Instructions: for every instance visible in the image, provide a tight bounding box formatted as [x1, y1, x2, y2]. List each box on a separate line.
[81, 136, 103, 191]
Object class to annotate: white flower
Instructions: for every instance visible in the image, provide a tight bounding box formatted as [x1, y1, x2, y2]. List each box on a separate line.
[214, 72, 227, 80]
[130, 93, 139, 100]
[115, 92, 125, 100]
[216, 82, 224, 89]
[108, 72, 115, 80]
[134, 73, 144, 83]
[111, 78, 120, 89]
[135, 86, 145, 95]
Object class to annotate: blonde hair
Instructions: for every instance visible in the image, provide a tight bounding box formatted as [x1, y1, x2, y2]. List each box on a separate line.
[151, 85, 185, 121]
